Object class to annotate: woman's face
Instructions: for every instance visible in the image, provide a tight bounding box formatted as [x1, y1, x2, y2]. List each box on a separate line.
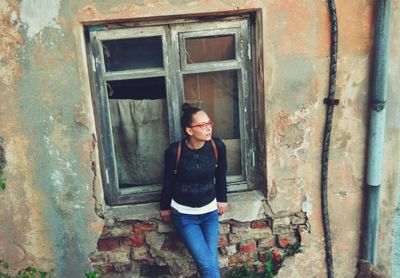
[186, 111, 213, 141]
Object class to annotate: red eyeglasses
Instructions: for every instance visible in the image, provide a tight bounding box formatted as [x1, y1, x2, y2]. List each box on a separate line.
[190, 120, 214, 130]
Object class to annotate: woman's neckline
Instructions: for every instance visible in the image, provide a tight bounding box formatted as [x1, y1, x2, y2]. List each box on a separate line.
[185, 138, 206, 150]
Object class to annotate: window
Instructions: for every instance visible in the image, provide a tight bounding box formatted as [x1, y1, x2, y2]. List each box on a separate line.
[87, 17, 259, 205]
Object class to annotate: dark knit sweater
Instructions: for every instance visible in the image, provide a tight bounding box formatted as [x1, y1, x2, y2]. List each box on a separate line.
[160, 138, 228, 210]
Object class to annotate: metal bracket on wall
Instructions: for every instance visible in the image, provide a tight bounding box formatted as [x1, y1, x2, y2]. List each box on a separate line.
[323, 98, 340, 106]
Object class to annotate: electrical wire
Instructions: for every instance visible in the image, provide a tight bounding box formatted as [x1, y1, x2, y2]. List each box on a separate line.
[321, 0, 338, 277]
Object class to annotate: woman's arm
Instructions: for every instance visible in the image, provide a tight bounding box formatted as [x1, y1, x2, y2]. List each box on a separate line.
[215, 139, 228, 208]
[160, 145, 176, 220]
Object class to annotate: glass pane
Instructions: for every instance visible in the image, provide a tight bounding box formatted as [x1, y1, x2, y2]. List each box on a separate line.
[185, 35, 235, 64]
[183, 70, 241, 175]
[103, 36, 163, 72]
[107, 77, 166, 100]
[107, 77, 169, 188]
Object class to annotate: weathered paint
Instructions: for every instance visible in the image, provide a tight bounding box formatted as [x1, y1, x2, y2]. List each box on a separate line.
[0, 0, 399, 277]
[20, 0, 61, 39]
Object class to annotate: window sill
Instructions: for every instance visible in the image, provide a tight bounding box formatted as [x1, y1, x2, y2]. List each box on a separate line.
[105, 190, 267, 222]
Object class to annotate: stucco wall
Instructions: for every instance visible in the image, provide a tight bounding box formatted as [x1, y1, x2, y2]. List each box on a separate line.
[0, 0, 399, 277]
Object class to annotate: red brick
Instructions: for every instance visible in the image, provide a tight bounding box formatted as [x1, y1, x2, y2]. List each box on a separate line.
[97, 238, 121, 251]
[228, 251, 258, 266]
[250, 220, 269, 229]
[103, 264, 114, 274]
[133, 223, 155, 233]
[277, 234, 298, 248]
[259, 249, 283, 264]
[123, 233, 144, 247]
[272, 249, 283, 263]
[239, 240, 257, 253]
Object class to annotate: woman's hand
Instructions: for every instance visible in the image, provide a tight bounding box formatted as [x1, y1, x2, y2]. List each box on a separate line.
[160, 210, 172, 222]
[217, 202, 228, 215]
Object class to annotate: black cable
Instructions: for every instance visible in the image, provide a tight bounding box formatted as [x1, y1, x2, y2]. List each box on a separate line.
[321, 1, 338, 278]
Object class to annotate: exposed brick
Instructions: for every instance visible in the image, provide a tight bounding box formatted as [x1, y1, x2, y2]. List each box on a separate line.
[89, 252, 107, 264]
[258, 235, 276, 249]
[249, 228, 273, 239]
[161, 234, 183, 252]
[250, 220, 269, 229]
[260, 248, 284, 264]
[132, 246, 152, 263]
[97, 238, 121, 251]
[157, 222, 174, 233]
[228, 251, 258, 266]
[228, 233, 241, 244]
[133, 223, 155, 233]
[231, 222, 251, 234]
[229, 228, 272, 243]
[123, 233, 144, 248]
[277, 233, 298, 248]
[106, 249, 131, 264]
[225, 245, 238, 256]
[239, 240, 257, 253]
[94, 264, 113, 274]
[218, 235, 228, 248]
[272, 248, 284, 263]
[219, 223, 231, 234]
[273, 225, 291, 234]
[101, 225, 132, 238]
[291, 215, 307, 225]
[113, 263, 132, 272]
[273, 217, 291, 226]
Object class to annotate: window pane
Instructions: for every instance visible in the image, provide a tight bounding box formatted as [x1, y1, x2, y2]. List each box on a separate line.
[107, 77, 169, 188]
[185, 35, 235, 64]
[183, 71, 241, 175]
[107, 77, 166, 100]
[103, 36, 163, 72]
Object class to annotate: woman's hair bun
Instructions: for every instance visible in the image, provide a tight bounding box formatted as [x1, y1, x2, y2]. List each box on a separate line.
[182, 103, 192, 112]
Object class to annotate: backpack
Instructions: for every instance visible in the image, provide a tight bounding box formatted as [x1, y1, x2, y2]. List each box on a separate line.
[174, 138, 218, 175]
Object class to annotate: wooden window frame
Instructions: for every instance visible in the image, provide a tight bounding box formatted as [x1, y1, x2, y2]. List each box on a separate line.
[87, 16, 259, 206]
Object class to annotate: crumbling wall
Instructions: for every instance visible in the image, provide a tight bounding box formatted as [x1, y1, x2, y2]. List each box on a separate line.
[90, 193, 307, 277]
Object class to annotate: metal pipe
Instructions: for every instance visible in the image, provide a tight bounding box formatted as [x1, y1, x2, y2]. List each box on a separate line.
[362, 0, 392, 265]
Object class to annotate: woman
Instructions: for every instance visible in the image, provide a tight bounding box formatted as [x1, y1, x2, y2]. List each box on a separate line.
[160, 103, 228, 278]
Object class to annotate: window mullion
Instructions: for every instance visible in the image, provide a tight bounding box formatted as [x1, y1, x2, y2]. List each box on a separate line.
[90, 34, 120, 205]
[240, 19, 256, 189]
[169, 25, 186, 141]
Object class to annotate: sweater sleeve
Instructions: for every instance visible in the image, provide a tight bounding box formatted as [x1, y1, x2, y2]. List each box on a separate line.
[160, 145, 176, 210]
[215, 139, 227, 202]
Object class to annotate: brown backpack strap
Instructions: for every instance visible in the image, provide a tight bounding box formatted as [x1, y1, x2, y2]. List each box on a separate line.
[174, 140, 182, 174]
[211, 138, 218, 167]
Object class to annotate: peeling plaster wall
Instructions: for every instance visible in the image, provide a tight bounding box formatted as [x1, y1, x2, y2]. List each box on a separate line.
[0, 0, 399, 277]
[0, 0, 104, 276]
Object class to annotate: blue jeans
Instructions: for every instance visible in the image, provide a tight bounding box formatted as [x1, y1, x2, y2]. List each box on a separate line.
[172, 210, 220, 278]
